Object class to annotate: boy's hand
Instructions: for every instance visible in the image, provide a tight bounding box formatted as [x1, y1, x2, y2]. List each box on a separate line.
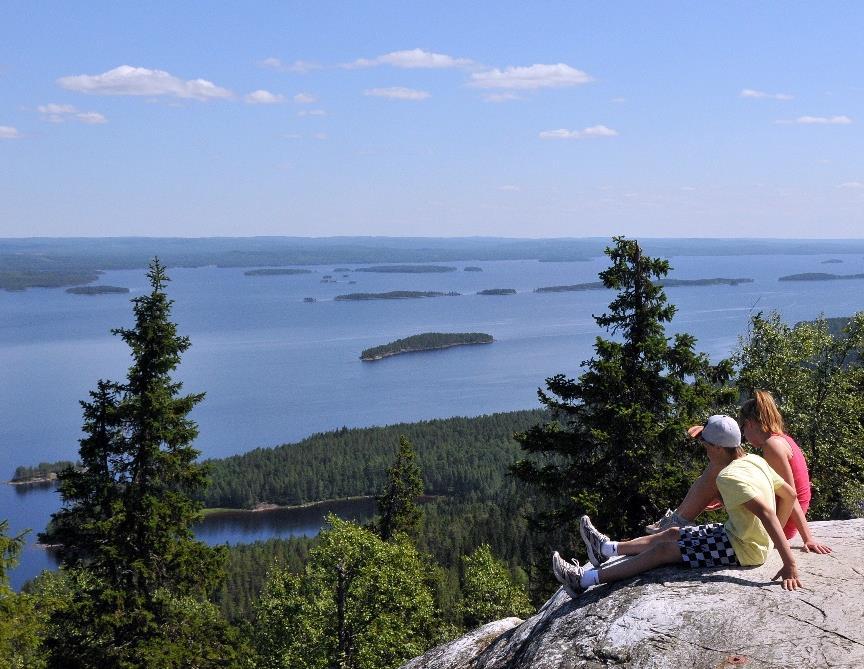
[773, 563, 802, 590]
[802, 540, 831, 554]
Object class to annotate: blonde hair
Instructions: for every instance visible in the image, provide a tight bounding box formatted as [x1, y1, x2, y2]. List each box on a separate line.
[739, 390, 785, 435]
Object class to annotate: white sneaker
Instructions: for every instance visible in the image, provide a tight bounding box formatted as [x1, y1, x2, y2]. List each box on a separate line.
[579, 515, 610, 568]
[552, 551, 586, 598]
[644, 509, 692, 535]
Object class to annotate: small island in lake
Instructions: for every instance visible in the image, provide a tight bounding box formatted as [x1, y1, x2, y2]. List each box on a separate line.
[303, 297, 316, 303]
[244, 268, 313, 276]
[355, 265, 457, 273]
[464, 266, 483, 272]
[65, 285, 130, 295]
[477, 288, 516, 295]
[657, 277, 753, 287]
[821, 259, 844, 264]
[333, 268, 353, 272]
[535, 282, 606, 293]
[9, 460, 80, 485]
[335, 291, 460, 301]
[779, 272, 864, 282]
[360, 332, 494, 360]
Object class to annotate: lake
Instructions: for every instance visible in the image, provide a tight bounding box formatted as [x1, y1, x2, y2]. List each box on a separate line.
[2, 253, 863, 588]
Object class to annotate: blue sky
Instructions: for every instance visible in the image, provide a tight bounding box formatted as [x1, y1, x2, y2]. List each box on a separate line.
[1, 2, 862, 238]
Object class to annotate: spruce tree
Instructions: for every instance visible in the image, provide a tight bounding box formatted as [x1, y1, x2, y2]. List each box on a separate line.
[42, 258, 234, 667]
[513, 237, 735, 545]
[376, 435, 424, 541]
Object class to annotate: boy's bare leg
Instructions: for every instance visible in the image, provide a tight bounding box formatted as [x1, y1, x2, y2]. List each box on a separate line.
[615, 527, 680, 555]
[599, 538, 683, 584]
[675, 463, 724, 521]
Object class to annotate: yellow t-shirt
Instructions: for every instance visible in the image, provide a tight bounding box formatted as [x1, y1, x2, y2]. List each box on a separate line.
[715, 454, 785, 566]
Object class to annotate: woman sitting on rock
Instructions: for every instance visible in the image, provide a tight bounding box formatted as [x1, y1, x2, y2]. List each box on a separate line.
[553, 415, 802, 597]
[645, 391, 830, 554]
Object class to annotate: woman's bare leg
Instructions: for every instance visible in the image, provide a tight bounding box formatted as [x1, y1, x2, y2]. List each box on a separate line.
[675, 463, 724, 521]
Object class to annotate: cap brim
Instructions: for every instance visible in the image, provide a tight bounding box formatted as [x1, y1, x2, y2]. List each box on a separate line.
[687, 425, 704, 440]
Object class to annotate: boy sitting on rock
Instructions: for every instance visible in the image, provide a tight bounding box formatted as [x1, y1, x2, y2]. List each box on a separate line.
[553, 415, 802, 597]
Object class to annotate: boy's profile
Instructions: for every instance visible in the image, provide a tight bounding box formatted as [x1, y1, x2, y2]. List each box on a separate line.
[553, 415, 802, 597]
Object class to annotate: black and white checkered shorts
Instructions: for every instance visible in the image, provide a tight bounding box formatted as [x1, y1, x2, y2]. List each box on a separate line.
[677, 523, 740, 568]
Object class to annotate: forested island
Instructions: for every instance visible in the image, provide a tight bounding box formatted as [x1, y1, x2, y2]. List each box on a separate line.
[534, 282, 606, 293]
[244, 268, 313, 276]
[65, 285, 129, 295]
[779, 272, 864, 282]
[8, 459, 79, 484]
[477, 288, 516, 295]
[658, 277, 753, 287]
[534, 277, 753, 293]
[463, 266, 482, 271]
[355, 265, 457, 273]
[334, 290, 460, 300]
[360, 332, 494, 360]
[821, 259, 843, 264]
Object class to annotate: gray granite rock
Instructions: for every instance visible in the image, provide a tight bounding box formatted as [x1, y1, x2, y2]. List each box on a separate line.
[403, 520, 864, 669]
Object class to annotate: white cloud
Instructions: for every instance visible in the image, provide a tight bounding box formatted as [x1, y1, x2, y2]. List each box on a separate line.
[57, 65, 232, 101]
[259, 58, 321, 73]
[776, 115, 852, 125]
[76, 111, 108, 124]
[0, 125, 20, 139]
[838, 181, 864, 189]
[610, 96, 627, 103]
[297, 109, 327, 117]
[470, 63, 592, 90]
[312, 132, 328, 140]
[539, 125, 618, 140]
[483, 92, 520, 103]
[245, 89, 284, 104]
[37, 103, 107, 124]
[283, 133, 302, 139]
[293, 92, 317, 104]
[363, 87, 430, 101]
[347, 48, 472, 69]
[497, 185, 521, 192]
[740, 88, 793, 100]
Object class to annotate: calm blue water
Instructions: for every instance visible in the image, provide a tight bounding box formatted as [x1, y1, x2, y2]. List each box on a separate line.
[2, 254, 863, 588]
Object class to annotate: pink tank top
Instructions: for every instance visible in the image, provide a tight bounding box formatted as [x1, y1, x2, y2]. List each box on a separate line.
[778, 433, 811, 539]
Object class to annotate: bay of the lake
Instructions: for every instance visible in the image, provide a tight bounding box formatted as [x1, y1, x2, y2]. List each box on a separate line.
[2, 254, 863, 588]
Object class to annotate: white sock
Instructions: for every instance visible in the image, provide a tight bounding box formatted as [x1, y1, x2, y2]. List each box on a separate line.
[600, 541, 619, 558]
[579, 568, 600, 589]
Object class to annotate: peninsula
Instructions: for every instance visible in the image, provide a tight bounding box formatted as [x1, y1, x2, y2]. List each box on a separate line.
[779, 272, 864, 282]
[244, 268, 313, 276]
[354, 265, 457, 273]
[335, 291, 460, 300]
[477, 288, 516, 295]
[360, 332, 493, 360]
[65, 285, 129, 295]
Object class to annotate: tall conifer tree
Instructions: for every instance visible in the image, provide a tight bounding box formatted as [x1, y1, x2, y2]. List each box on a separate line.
[43, 258, 235, 667]
[513, 237, 735, 544]
[376, 435, 424, 541]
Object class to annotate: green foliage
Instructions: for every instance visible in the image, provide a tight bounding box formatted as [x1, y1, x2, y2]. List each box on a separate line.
[513, 237, 736, 548]
[376, 436, 424, 541]
[40, 258, 239, 666]
[201, 410, 546, 509]
[254, 516, 436, 669]
[735, 311, 864, 518]
[459, 545, 533, 630]
[1, 521, 50, 668]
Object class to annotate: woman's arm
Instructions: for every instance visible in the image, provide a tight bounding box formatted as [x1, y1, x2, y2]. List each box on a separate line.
[762, 437, 831, 554]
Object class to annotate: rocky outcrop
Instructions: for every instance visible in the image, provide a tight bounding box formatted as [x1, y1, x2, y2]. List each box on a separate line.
[403, 520, 864, 669]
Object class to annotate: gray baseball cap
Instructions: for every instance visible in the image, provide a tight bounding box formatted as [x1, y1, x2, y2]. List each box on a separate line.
[687, 414, 742, 449]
